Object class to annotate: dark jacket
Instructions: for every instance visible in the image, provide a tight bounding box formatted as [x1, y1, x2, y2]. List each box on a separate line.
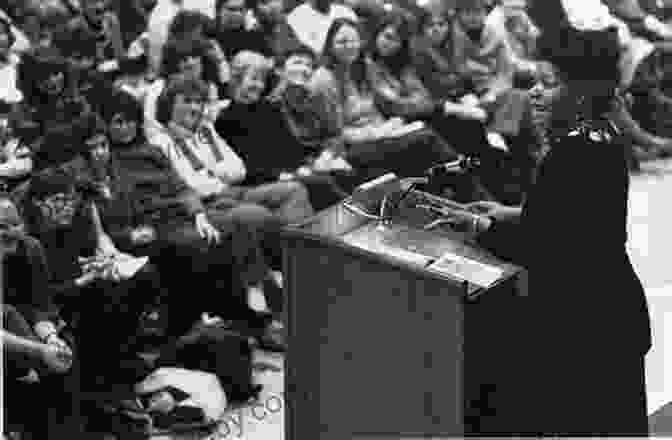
[412, 35, 471, 101]
[478, 116, 651, 356]
[215, 101, 309, 186]
[11, 96, 93, 172]
[110, 140, 205, 225]
[212, 27, 270, 60]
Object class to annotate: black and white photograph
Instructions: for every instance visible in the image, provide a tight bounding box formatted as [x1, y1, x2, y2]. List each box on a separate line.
[2, 0, 672, 438]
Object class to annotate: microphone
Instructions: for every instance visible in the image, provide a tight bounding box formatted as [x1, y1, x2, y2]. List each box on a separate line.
[426, 156, 481, 177]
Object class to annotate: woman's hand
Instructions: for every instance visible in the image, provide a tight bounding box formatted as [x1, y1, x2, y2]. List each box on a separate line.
[448, 102, 488, 121]
[96, 234, 122, 260]
[40, 341, 73, 374]
[464, 201, 522, 223]
[460, 94, 481, 107]
[278, 171, 295, 181]
[387, 117, 405, 129]
[195, 212, 221, 245]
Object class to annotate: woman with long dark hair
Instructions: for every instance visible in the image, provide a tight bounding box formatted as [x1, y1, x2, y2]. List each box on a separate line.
[460, 2, 652, 436]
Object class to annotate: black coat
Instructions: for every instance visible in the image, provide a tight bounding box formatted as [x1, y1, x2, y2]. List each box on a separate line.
[477, 117, 651, 436]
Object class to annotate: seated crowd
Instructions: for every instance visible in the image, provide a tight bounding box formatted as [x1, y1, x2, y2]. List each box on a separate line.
[3, 0, 672, 437]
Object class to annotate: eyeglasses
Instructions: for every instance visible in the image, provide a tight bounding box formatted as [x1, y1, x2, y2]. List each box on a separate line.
[334, 39, 361, 48]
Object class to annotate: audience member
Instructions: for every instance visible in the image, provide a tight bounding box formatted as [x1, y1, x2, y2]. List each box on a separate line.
[19, 169, 161, 407]
[211, 0, 269, 59]
[144, 37, 227, 137]
[60, 0, 125, 68]
[1, 196, 83, 439]
[0, 110, 32, 192]
[13, 48, 93, 173]
[452, 0, 542, 203]
[250, 0, 302, 58]
[0, 16, 21, 102]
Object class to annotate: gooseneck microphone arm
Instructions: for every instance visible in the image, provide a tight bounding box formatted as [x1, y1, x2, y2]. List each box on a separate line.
[426, 155, 482, 176]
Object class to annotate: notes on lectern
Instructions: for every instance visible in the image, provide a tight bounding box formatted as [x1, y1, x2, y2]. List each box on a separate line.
[428, 252, 505, 289]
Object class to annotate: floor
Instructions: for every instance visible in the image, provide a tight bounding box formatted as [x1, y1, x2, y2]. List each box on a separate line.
[629, 158, 672, 419]
[150, 158, 672, 439]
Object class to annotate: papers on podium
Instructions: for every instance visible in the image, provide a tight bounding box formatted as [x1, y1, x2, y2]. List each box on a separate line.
[428, 252, 504, 289]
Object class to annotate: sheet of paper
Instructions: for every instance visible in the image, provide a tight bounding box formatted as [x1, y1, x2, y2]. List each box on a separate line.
[115, 256, 149, 279]
[429, 252, 504, 288]
[342, 226, 433, 267]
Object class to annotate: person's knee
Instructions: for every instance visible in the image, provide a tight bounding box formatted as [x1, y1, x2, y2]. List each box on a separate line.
[226, 203, 275, 228]
[284, 180, 310, 199]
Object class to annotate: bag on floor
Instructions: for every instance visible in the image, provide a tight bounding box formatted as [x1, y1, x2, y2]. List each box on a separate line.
[154, 321, 262, 404]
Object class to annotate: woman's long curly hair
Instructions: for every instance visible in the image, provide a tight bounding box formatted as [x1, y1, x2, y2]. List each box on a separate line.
[369, 12, 414, 79]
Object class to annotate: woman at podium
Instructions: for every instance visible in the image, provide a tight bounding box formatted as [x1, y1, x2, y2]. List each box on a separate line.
[455, 0, 652, 436]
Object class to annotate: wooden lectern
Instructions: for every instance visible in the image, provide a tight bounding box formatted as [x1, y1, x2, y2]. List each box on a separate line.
[281, 176, 527, 439]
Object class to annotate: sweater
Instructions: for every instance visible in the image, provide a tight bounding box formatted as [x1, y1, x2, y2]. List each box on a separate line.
[3, 235, 62, 326]
[215, 101, 310, 186]
[366, 58, 437, 120]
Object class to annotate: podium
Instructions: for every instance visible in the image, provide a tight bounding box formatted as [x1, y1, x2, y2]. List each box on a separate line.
[281, 176, 527, 439]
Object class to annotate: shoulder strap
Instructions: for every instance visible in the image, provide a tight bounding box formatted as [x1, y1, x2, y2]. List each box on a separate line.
[197, 125, 225, 163]
[173, 136, 206, 172]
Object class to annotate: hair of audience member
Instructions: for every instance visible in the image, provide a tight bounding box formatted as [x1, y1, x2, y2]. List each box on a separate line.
[160, 37, 221, 86]
[229, 50, 273, 88]
[370, 12, 414, 78]
[418, 8, 452, 35]
[17, 48, 72, 106]
[155, 77, 212, 126]
[168, 9, 213, 39]
[277, 44, 318, 69]
[53, 25, 99, 60]
[0, 16, 16, 50]
[76, 112, 107, 143]
[215, 0, 249, 27]
[26, 168, 77, 203]
[101, 89, 147, 145]
[322, 18, 370, 98]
